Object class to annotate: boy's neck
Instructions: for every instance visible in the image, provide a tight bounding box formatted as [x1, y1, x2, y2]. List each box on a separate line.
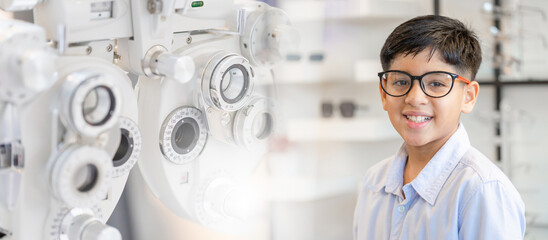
[403, 125, 459, 186]
[404, 147, 438, 185]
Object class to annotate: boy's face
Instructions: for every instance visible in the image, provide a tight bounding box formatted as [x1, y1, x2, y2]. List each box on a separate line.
[380, 49, 479, 148]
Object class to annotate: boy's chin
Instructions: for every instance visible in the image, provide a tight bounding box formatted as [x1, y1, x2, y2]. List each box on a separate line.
[401, 134, 433, 148]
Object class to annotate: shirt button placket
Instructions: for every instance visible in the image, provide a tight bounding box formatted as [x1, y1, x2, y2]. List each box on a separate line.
[390, 204, 407, 240]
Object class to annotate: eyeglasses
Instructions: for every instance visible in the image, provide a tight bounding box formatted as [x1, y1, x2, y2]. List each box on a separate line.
[378, 70, 471, 98]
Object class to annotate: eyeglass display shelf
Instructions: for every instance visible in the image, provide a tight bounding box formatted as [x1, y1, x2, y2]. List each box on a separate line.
[279, 0, 426, 23]
[268, 175, 357, 202]
[286, 117, 399, 142]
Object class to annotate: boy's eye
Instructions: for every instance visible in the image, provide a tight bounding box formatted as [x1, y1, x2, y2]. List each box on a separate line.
[424, 73, 452, 88]
[392, 79, 410, 86]
[428, 81, 446, 87]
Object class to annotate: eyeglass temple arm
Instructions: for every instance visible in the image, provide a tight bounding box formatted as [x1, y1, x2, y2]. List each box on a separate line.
[457, 75, 471, 84]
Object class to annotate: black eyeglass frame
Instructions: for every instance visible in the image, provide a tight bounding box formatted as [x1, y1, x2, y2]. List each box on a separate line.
[378, 70, 471, 98]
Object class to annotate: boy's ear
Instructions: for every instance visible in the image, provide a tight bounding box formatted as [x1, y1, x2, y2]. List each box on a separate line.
[461, 81, 479, 113]
[379, 83, 388, 111]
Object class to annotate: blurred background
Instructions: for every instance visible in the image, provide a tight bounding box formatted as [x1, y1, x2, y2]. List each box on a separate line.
[112, 0, 548, 239]
[3, 0, 548, 239]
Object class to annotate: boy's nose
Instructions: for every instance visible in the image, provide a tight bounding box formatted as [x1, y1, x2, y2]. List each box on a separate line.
[404, 80, 428, 106]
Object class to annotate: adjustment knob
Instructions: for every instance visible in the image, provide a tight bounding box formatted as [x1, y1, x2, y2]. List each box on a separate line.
[154, 53, 195, 83]
[81, 220, 122, 240]
[66, 212, 122, 240]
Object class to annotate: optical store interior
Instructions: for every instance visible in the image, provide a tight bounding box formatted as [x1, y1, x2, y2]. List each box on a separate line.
[1, 0, 547, 239]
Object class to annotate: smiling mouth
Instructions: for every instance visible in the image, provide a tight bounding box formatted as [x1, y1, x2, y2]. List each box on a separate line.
[404, 115, 432, 123]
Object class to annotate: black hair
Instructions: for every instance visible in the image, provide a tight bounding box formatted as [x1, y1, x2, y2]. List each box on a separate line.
[380, 15, 482, 80]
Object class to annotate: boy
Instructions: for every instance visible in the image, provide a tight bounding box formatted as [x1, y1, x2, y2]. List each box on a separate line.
[353, 15, 525, 239]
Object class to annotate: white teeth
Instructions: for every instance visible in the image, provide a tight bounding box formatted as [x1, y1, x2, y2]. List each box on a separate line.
[405, 115, 431, 123]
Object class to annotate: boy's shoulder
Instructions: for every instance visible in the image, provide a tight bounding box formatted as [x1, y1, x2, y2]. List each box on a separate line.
[451, 146, 522, 203]
[458, 146, 509, 184]
[451, 146, 524, 212]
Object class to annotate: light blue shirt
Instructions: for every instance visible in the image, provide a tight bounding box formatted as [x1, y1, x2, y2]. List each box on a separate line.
[353, 124, 525, 240]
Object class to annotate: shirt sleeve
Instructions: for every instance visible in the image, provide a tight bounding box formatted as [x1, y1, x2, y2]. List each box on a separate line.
[458, 180, 526, 240]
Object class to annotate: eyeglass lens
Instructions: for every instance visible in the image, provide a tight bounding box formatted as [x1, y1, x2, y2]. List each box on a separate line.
[381, 72, 454, 97]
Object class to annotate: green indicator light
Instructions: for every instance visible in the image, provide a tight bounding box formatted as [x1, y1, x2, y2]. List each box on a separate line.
[191, 1, 204, 7]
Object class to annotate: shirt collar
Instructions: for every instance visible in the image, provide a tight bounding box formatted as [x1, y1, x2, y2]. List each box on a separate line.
[383, 123, 471, 205]
[383, 144, 408, 196]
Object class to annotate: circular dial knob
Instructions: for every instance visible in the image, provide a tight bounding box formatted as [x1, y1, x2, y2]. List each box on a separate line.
[240, 3, 297, 68]
[111, 117, 141, 177]
[202, 52, 255, 112]
[159, 107, 208, 164]
[59, 71, 122, 138]
[50, 145, 112, 207]
[57, 208, 122, 240]
[233, 97, 274, 152]
[80, 220, 122, 240]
